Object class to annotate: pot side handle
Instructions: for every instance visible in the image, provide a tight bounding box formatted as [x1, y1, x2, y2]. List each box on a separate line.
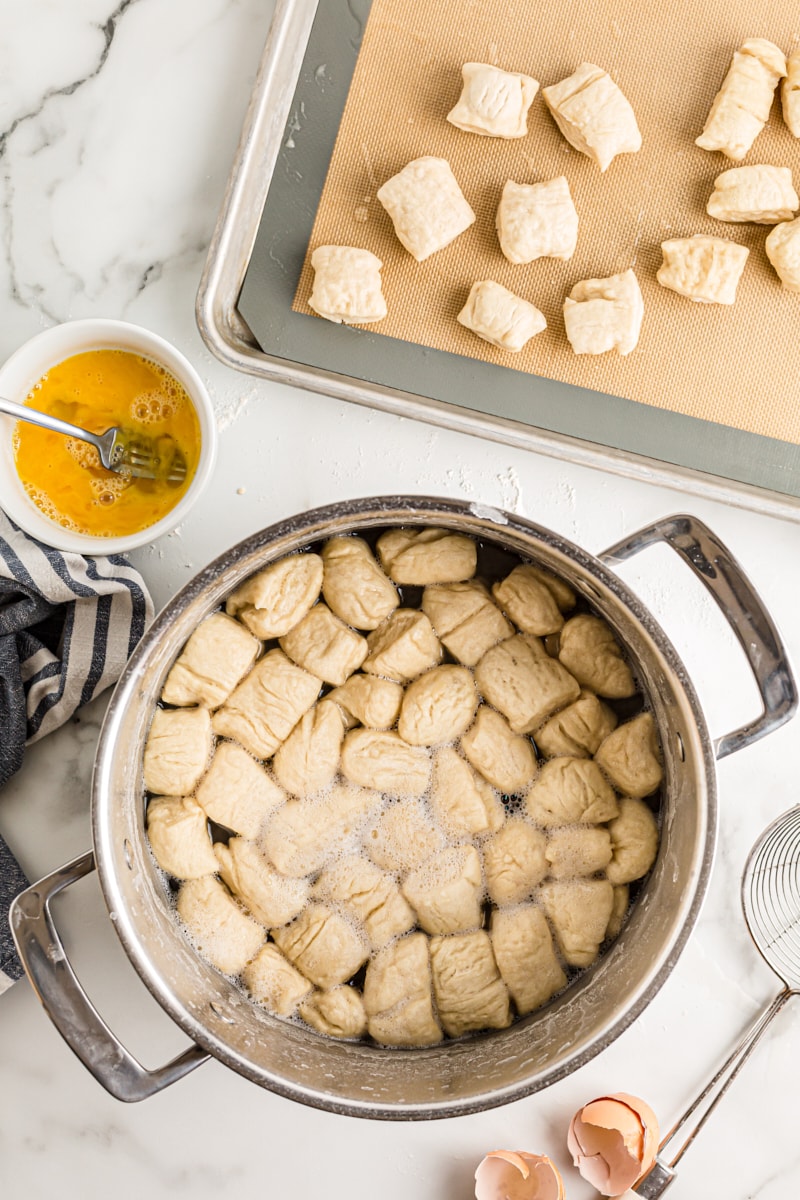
[599, 514, 797, 760]
[9, 849, 210, 1103]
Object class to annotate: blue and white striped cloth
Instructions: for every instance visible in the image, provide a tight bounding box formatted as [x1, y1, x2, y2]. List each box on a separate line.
[0, 510, 153, 993]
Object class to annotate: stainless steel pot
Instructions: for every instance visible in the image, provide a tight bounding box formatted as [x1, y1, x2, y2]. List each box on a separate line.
[11, 497, 797, 1116]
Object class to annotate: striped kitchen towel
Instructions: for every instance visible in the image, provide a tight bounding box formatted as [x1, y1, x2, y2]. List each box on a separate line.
[0, 509, 153, 993]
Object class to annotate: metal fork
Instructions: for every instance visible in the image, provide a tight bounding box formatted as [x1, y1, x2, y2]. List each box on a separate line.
[0, 396, 187, 484]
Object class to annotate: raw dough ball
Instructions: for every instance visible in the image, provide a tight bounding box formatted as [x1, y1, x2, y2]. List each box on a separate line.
[341, 728, 432, 795]
[542, 62, 642, 172]
[429, 746, 505, 838]
[308, 245, 387, 325]
[492, 564, 566, 635]
[490, 904, 567, 1014]
[563, 268, 644, 356]
[397, 664, 478, 745]
[524, 567, 577, 613]
[211, 649, 321, 759]
[475, 634, 581, 733]
[657, 235, 749, 304]
[161, 612, 260, 709]
[525, 757, 619, 827]
[606, 796, 659, 885]
[363, 798, 445, 873]
[214, 837, 310, 927]
[482, 818, 548, 906]
[195, 741, 286, 839]
[377, 527, 477, 585]
[535, 691, 618, 759]
[496, 176, 579, 264]
[402, 844, 484, 934]
[429, 931, 511, 1037]
[362, 609, 444, 681]
[545, 826, 613, 878]
[261, 783, 379, 877]
[328, 674, 403, 729]
[143, 707, 213, 796]
[272, 699, 345, 797]
[376, 157, 476, 262]
[447, 61, 539, 138]
[299, 986, 368, 1039]
[606, 883, 630, 939]
[272, 903, 370, 990]
[766, 216, 800, 291]
[782, 50, 800, 136]
[225, 553, 323, 640]
[696, 39, 786, 161]
[241, 943, 312, 1016]
[461, 705, 538, 794]
[177, 876, 265, 976]
[539, 878, 615, 967]
[706, 164, 799, 223]
[595, 711, 663, 798]
[280, 603, 367, 687]
[558, 614, 635, 698]
[313, 853, 415, 950]
[321, 536, 398, 630]
[457, 280, 547, 352]
[422, 580, 512, 666]
[363, 932, 442, 1047]
[146, 795, 218, 880]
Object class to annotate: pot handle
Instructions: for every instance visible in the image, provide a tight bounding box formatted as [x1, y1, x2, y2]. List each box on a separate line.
[9, 849, 210, 1103]
[599, 514, 797, 760]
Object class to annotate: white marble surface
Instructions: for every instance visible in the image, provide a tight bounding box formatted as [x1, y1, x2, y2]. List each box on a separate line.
[1, 1, 800, 1195]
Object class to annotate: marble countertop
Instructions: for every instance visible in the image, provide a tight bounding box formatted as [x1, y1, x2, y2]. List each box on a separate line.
[2, 2, 800, 1196]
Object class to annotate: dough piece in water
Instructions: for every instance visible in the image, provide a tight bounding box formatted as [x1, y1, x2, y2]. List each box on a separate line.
[606, 883, 630, 939]
[558, 614, 635, 698]
[272, 903, 369, 989]
[496, 176, 579, 264]
[595, 711, 663, 798]
[457, 280, 547, 352]
[363, 932, 443, 1047]
[177, 876, 265, 976]
[402, 844, 483, 935]
[526, 567, 577, 613]
[782, 50, 800, 136]
[539, 878, 614, 967]
[328, 674, 404, 729]
[161, 613, 260, 710]
[422, 580, 512, 666]
[212, 649, 321, 759]
[461, 705, 538, 794]
[475, 634, 581, 733]
[363, 798, 445, 873]
[214, 838, 309, 927]
[308, 245, 387, 325]
[146, 795, 218, 879]
[241, 943, 313, 1016]
[321, 536, 398, 630]
[482, 818, 548, 905]
[299, 986, 368, 1039]
[362, 609, 444, 681]
[272, 699, 345, 797]
[542, 62, 642, 172]
[143, 707, 212, 797]
[377, 157, 476, 262]
[696, 39, 786, 161]
[545, 825, 613, 878]
[766, 217, 800, 291]
[313, 854, 415, 950]
[563, 268, 644, 356]
[447, 62, 539, 138]
[397, 665, 478, 746]
[341, 728, 432, 796]
[491, 904, 567, 1014]
[535, 691, 618, 759]
[493, 564, 566, 635]
[261, 783, 380, 877]
[657, 235, 748, 304]
[225, 553, 324, 640]
[526, 757, 618, 827]
[606, 796, 659, 885]
[377, 527, 478, 585]
[280, 603, 367, 687]
[429, 931, 511, 1037]
[195, 741, 286, 838]
[707, 164, 798, 224]
[429, 746, 505, 838]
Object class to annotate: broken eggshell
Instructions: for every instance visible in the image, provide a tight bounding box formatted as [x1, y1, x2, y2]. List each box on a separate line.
[475, 1150, 566, 1200]
[567, 1092, 659, 1196]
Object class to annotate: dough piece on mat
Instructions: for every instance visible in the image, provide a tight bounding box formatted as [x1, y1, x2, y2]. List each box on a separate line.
[606, 796, 659, 885]
[272, 699, 345, 797]
[535, 691, 618, 759]
[272, 903, 370, 989]
[766, 216, 800, 291]
[261, 783, 379, 877]
[461, 705, 538, 794]
[397, 665, 478, 746]
[146, 795, 218, 880]
[696, 39, 786, 161]
[563, 268, 643, 356]
[377, 527, 477, 585]
[429, 746, 505, 838]
[539, 878, 614, 967]
[422, 580, 512, 667]
[545, 825, 613, 878]
[496, 176, 579, 263]
[525, 757, 618, 827]
[447, 61, 539, 138]
[195, 741, 286, 839]
[558, 614, 635, 698]
[706, 164, 799, 223]
[363, 797, 445, 874]
[241, 943, 313, 1016]
[211, 649, 321, 759]
[363, 932, 443, 1047]
[225, 553, 323, 640]
[341, 728, 432, 796]
[177, 876, 265, 976]
[491, 904, 567, 1014]
[475, 634, 581, 733]
[214, 837, 309, 927]
[161, 612, 260, 709]
[313, 854, 415, 950]
[595, 711, 663, 798]
[279, 603, 367, 687]
[782, 50, 800, 136]
[492, 564, 566, 635]
[328, 674, 403, 729]
[657, 235, 748, 304]
[457, 280, 547, 352]
[362, 609, 443, 681]
[401, 844, 484, 935]
[377, 156, 476, 262]
[429, 931, 511, 1037]
[482, 818, 548, 906]
[542, 62, 641, 172]
[308, 245, 387, 325]
[321, 536, 398, 630]
[143, 707, 212, 797]
[299, 987, 368, 1039]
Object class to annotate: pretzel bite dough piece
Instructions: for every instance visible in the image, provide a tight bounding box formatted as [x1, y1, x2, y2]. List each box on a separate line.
[697, 39, 786, 161]
[308, 245, 387, 325]
[493, 564, 566, 635]
[299, 986, 368, 1039]
[526, 757, 618, 827]
[261, 783, 380, 877]
[491, 904, 567, 1014]
[606, 883, 630, 939]
[214, 838, 309, 927]
[595, 711, 663, 797]
[526, 567, 577, 613]
[377, 157, 476, 262]
[146, 795, 217, 879]
[766, 216, 800, 291]
[475, 634, 581, 733]
[535, 691, 618, 759]
[461, 705, 538, 794]
[280, 603, 367, 687]
[377, 528, 477, 585]
[242, 943, 312, 1016]
[402, 845, 483, 935]
[177, 876, 265, 976]
[143, 707, 213, 797]
[313, 854, 415, 950]
[362, 609, 443, 681]
[558, 614, 635, 698]
[447, 61, 539, 138]
[363, 932, 443, 1046]
[363, 798, 445, 873]
[497, 176, 579, 264]
[430, 931, 511, 1037]
[161, 613, 260, 710]
[657, 235, 748, 304]
[398, 665, 478, 746]
[328, 674, 403, 729]
[542, 62, 642, 172]
[341, 729, 432, 796]
[457, 280, 547, 352]
[321, 536, 398, 630]
[539, 878, 614, 967]
[272, 699, 345, 797]
[782, 50, 800, 136]
[563, 268, 644, 356]
[482, 818, 548, 905]
[195, 741, 286, 838]
[272, 903, 369, 989]
[429, 746, 505, 838]
[225, 553, 323, 640]
[422, 580, 512, 666]
[707, 164, 798, 224]
[606, 796, 659, 884]
[545, 825, 613, 878]
[211, 649, 321, 759]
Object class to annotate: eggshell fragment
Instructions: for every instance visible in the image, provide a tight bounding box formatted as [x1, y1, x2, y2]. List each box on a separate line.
[475, 1150, 565, 1200]
[567, 1092, 659, 1196]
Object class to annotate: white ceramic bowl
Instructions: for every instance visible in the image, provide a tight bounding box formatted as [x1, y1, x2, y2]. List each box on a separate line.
[0, 319, 217, 555]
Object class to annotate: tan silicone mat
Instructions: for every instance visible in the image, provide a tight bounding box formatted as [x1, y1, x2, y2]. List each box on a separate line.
[292, 0, 800, 444]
